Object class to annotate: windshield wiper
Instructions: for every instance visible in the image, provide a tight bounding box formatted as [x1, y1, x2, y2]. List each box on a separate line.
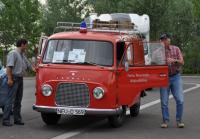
[51, 59, 73, 64]
[51, 60, 105, 68]
[62, 59, 71, 63]
[76, 61, 105, 68]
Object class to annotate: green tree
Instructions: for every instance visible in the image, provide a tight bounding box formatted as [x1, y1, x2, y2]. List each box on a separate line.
[164, 0, 194, 49]
[184, 0, 200, 74]
[41, 0, 94, 36]
[0, 0, 41, 63]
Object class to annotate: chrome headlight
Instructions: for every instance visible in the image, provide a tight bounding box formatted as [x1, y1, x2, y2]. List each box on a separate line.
[42, 84, 52, 96]
[93, 87, 105, 100]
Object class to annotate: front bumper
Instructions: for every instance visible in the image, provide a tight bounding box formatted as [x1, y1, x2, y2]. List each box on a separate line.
[33, 104, 122, 115]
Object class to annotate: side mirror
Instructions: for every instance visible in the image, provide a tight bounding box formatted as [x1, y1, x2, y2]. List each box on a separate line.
[125, 61, 129, 72]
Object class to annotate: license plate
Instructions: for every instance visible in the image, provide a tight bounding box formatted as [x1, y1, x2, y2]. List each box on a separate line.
[57, 108, 86, 115]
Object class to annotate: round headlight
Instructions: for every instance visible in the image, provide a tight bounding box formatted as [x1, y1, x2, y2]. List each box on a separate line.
[93, 87, 105, 100]
[42, 84, 52, 96]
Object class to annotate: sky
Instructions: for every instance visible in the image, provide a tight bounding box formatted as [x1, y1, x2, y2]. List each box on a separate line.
[39, 0, 46, 5]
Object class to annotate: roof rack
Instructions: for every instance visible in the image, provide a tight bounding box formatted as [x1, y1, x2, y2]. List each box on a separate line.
[53, 21, 140, 36]
[53, 22, 81, 33]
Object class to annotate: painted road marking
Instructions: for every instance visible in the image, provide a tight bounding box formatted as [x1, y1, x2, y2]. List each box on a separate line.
[51, 131, 82, 139]
[182, 76, 200, 78]
[140, 83, 200, 110]
[51, 83, 200, 139]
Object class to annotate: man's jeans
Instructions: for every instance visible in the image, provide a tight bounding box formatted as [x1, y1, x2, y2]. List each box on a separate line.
[3, 76, 23, 123]
[160, 73, 184, 122]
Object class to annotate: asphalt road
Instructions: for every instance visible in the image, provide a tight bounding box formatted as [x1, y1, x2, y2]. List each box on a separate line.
[0, 76, 199, 139]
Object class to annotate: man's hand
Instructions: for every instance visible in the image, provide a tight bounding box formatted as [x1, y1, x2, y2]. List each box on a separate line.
[167, 58, 177, 64]
[7, 79, 14, 87]
[32, 65, 36, 72]
[6, 66, 14, 86]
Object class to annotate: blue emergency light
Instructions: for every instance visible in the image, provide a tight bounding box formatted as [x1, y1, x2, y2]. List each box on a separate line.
[80, 21, 87, 33]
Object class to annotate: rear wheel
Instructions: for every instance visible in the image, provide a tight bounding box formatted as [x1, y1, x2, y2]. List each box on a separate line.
[130, 98, 141, 117]
[41, 112, 61, 125]
[108, 106, 126, 128]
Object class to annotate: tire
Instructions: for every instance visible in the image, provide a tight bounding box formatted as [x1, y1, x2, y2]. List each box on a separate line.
[130, 98, 141, 117]
[41, 112, 61, 125]
[108, 106, 126, 128]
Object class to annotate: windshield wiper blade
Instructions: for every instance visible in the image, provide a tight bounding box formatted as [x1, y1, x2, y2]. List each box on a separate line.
[76, 61, 105, 68]
[82, 61, 96, 65]
[51, 59, 73, 64]
[62, 60, 76, 63]
[51, 60, 105, 68]
[62, 59, 70, 63]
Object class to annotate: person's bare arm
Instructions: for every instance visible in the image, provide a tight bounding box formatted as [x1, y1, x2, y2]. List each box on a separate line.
[24, 56, 36, 72]
[6, 66, 14, 86]
[176, 53, 184, 65]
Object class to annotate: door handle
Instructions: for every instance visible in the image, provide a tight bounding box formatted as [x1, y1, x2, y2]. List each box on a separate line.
[159, 73, 167, 77]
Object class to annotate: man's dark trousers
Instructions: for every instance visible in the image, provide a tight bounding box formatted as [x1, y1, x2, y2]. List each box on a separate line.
[3, 76, 23, 124]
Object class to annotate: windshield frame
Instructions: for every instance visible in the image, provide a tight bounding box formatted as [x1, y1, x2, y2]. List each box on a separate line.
[42, 39, 114, 67]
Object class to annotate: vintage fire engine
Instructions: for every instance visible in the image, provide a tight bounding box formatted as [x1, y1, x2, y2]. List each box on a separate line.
[33, 13, 168, 127]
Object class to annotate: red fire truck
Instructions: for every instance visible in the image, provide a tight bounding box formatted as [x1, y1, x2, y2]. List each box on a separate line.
[33, 13, 168, 127]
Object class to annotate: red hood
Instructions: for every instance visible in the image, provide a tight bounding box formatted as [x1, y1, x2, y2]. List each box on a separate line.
[37, 64, 116, 85]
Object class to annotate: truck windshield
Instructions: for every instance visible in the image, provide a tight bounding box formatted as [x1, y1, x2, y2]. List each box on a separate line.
[43, 40, 113, 66]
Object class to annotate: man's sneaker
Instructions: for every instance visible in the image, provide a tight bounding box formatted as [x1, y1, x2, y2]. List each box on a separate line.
[177, 121, 184, 128]
[2, 122, 13, 126]
[14, 121, 25, 125]
[161, 121, 168, 128]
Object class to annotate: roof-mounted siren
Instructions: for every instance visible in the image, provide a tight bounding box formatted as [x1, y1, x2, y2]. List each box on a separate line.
[129, 14, 150, 42]
[80, 21, 87, 33]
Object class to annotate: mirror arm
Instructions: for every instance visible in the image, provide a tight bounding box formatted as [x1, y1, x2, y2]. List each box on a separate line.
[125, 61, 129, 72]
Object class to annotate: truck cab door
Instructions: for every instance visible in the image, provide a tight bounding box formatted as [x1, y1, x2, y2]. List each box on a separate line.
[37, 36, 48, 64]
[117, 42, 168, 106]
[35, 36, 48, 94]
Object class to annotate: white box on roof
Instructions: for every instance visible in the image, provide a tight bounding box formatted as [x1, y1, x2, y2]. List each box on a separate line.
[85, 13, 150, 41]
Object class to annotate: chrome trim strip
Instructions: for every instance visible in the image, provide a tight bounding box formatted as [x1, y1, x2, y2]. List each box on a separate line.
[33, 104, 122, 115]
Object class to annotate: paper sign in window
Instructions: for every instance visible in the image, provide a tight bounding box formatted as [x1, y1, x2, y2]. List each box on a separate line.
[68, 49, 86, 63]
[52, 51, 64, 63]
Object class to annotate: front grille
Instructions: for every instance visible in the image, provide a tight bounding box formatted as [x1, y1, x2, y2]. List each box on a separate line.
[55, 83, 90, 107]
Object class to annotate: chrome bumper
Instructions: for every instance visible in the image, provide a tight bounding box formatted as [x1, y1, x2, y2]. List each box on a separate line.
[33, 104, 122, 115]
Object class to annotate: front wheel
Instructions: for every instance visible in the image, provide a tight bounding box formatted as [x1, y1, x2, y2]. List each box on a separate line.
[108, 106, 126, 128]
[41, 112, 61, 125]
[130, 98, 141, 117]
